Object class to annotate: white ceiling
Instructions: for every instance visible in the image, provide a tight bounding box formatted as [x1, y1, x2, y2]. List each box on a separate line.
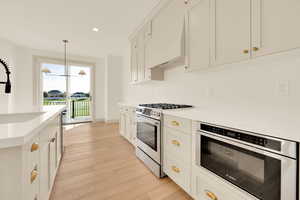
[0, 0, 160, 58]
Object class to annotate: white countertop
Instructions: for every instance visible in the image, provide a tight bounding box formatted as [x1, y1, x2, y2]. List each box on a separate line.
[0, 105, 66, 148]
[163, 106, 300, 142]
[119, 102, 300, 142]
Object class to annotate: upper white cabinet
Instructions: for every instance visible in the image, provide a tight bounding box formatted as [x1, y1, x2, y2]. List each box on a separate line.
[251, 0, 300, 57]
[184, 0, 210, 71]
[211, 0, 252, 66]
[130, 37, 138, 83]
[130, 0, 300, 79]
[137, 28, 146, 82]
[145, 0, 186, 69]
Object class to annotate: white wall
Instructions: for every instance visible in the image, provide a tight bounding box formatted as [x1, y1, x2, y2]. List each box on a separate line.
[122, 48, 300, 116]
[104, 55, 123, 121]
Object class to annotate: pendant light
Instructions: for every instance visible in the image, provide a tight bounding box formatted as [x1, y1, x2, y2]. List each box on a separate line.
[42, 40, 86, 77]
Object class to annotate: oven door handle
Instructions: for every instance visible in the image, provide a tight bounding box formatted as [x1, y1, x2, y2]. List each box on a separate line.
[199, 131, 295, 161]
[136, 115, 160, 126]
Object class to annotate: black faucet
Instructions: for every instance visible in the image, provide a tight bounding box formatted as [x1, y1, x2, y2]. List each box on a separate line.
[0, 58, 11, 94]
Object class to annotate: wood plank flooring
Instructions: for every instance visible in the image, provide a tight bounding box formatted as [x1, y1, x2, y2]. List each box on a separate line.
[50, 122, 193, 200]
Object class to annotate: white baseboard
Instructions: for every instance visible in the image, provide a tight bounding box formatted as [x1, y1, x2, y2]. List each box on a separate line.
[94, 118, 105, 122]
[105, 119, 119, 123]
[94, 118, 119, 123]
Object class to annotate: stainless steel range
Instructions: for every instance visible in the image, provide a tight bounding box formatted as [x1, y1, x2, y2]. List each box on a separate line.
[135, 103, 193, 178]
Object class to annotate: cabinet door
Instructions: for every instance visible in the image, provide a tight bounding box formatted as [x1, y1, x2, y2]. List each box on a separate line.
[145, 0, 186, 68]
[252, 0, 300, 57]
[125, 112, 132, 142]
[137, 29, 145, 82]
[185, 0, 210, 71]
[192, 167, 252, 200]
[131, 38, 138, 83]
[56, 129, 62, 166]
[211, 0, 251, 65]
[130, 109, 137, 145]
[49, 133, 57, 186]
[119, 111, 126, 137]
[40, 139, 50, 200]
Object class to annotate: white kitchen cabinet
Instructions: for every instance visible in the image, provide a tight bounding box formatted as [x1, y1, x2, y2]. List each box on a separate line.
[40, 133, 50, 200]
[49, 131, 57, 185]
[251, 0, 300, 57]
[130, 37, 138, 83]
[119, 110, 126, 137]
[137, 28, 146, 82]
[211, 0, 252, 66]
[184, 0, 210, 71]
[192, 167, 255, 200]
[163, 115, 192, 194]
[119, 106, 137, 145]
[0, 114, 62, 200]
[145, 0, 186, 69]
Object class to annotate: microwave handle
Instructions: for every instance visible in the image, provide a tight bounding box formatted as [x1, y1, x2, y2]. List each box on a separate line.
[199, 131, 293, 161]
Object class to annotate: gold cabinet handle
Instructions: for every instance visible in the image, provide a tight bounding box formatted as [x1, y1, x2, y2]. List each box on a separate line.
[243, 49, 249, 54]
[184, 0, 189, 4]
[253, 47, 259, 51]
[171, 121, 180, 127]
[171, 140, 180, 146]
[31, 143, 39, 152]
[205, 190, 218, 200]
[171, 166, 180, 173]
[31, 167, 38, 184]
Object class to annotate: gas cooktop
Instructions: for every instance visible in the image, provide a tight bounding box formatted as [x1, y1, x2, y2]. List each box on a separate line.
[138, 103, 193, 110]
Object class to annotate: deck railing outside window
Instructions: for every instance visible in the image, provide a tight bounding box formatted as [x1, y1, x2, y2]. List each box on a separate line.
[43, 97, 90, 118]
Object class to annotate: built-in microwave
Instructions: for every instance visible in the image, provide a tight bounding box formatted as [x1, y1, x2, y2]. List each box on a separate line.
[196, 123, 298, 200]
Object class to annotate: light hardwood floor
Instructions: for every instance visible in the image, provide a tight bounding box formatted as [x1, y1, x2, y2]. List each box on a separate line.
[50, 122, 193, 200]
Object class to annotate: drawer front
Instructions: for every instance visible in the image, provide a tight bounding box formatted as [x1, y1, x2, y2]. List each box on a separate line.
[165, 127, 191, 162]
[164, 155, 191, 193]
[25, 135, 40, 171]
[26, 164, 39, 200]
[164, 115, 191, 133]
[194, 170, 254, 200]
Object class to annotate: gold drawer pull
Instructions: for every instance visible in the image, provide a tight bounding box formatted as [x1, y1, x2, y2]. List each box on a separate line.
[31, 143, 39, 152]
[171, 140, 180, 146]
[253, 47, 259, 51]
[171, 121, 180, 127]
[31, 168, 38, 184]
[205, 190, 218, 200]
[171, 166, 180, 173]
[243, 49, 249, 54]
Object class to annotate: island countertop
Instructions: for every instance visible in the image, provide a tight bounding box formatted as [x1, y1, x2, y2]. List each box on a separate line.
[0, 105, 66, 148]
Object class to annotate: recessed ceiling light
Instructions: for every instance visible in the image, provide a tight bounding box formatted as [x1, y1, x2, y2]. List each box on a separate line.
[92, 27, 99, 32]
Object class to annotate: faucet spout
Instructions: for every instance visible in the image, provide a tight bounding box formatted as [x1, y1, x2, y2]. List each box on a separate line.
[0, 58, 11, 94]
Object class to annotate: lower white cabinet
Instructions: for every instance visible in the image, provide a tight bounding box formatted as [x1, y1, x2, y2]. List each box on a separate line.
[0, 114, 63, 200]
[119, 106, 137, 145]
[163, 115, 192, 194]
[192, 167, 255, 200]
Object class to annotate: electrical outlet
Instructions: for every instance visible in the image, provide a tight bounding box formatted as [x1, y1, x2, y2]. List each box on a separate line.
[278, 81, 290, 96]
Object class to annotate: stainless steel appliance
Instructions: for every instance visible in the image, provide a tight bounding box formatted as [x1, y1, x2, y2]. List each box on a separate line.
[136, 103, 193, 178]
[196, 122, 298, 200]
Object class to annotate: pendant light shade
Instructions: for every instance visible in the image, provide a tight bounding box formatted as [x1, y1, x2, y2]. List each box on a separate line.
[42, 68, 51, 73]
[78, 70, 86, 76]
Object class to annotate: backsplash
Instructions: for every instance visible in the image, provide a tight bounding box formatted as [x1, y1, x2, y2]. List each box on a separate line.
[122, 48, 300, 115]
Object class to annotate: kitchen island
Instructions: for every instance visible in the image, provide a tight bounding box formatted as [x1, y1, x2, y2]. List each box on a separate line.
[0, 105, 66, 200]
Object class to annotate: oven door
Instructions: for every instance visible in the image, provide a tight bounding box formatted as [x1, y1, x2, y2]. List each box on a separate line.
[136, 114, 161, 163]
[196, 132, 297, 200]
